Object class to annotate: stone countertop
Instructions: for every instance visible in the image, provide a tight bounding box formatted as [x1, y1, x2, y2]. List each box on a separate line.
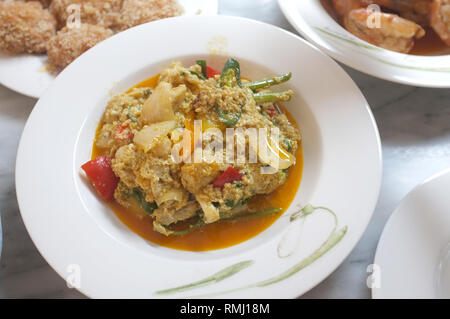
[0, 0, 449, 298]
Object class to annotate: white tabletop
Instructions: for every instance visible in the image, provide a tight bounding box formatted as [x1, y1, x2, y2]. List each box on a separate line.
[0, 0, 449, 298]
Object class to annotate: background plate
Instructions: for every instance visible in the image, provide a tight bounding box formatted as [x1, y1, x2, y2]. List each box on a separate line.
[0, 0, 218, 98]
[278, 0, 450, 88]
[373, 169, 450, 298]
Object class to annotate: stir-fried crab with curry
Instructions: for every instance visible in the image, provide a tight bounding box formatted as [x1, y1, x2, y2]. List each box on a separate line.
[82, 59, 301, 237]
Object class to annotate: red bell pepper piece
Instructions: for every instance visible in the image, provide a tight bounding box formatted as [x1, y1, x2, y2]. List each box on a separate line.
[81, 156, 119, 201]
[206, 66, 220, 79]
[213, 166, 242, 188]
[268, 106, 276, 117]
[115, 123, 133, 140]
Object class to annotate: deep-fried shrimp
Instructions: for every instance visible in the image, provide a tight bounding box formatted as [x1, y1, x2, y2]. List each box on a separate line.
[0, 1, 56, 54]
[430, 0, 450, 45]
[46, 23, 113, 70]
[116, 0, 183, 31]
[362, 0, 432, 26]
[331, 0, 364, 17]
[49, 0, 121, 29]
[345, 8, 425, 53]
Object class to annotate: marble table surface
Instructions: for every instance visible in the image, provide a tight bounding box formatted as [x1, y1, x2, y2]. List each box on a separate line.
[0, 0, 449, 299]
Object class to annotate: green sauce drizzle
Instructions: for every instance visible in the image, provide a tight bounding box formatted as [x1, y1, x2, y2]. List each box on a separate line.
[155, 260, 254, 295]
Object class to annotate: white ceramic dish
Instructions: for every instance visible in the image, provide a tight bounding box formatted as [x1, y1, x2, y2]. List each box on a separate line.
[278, 0, 450, 88]
[16, 15, 381, 298]
[373, 169, 450, 299]
[0, 0, 218, 98]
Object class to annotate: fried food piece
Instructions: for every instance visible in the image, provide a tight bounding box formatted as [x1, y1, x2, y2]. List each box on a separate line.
[49, 0, 121, 29]
[0, 1, 56, 54]
[116, 0, 183, 31]
[344, 8, 425, 53]
[331, 0, 364, 17]
[46, 23, 113, 69]
[24, 0, 53, 8]
[362, 0, 432, 26]
[430, 0, 450, 45]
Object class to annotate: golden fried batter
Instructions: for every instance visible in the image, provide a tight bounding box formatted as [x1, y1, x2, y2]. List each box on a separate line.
[25, 0, 53, 8]
[46, 23, 112, 69]
[431, 0, 450, 45]
[49, 0, 121, 29]
[0, 1, 56, 54]
[116, 0, 183, 31]
[344, 8, 425, 53]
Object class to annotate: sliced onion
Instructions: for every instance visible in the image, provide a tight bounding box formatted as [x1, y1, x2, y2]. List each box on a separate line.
[134, 121, 176, 152]
[257, 133, 295, 170]
[142, 82, 175, 124]
[159, 188, 184, 204]
[196, 194, 220, 224]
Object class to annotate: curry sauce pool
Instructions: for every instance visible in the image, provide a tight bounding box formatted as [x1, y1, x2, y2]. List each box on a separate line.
[85, 59, 303, 251]
[92, 122, 303, 251]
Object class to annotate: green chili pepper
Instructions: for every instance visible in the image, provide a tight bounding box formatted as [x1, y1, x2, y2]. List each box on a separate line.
[245, 72, 292, 91]
[196, 60, 207, 78]
[189, 70, 206, 80]
[283, 138, 293, 152]
[219, 58, 242, 88]
[216, 103, 242, 127]
[253, 90, 294, 103]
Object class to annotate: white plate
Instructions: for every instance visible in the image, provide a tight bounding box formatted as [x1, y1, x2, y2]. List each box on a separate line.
[0, 0, 218, 98]
[16, 15, 381, 298]
[373, 169, 450, 299]
[278, 0, 450, 88]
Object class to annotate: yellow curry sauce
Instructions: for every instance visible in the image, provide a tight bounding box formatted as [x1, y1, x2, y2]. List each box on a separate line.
[92, 75, 303, 251]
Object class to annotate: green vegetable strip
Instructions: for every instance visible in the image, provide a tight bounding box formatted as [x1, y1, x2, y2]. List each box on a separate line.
[196, 60, 207, 78]
[219, 58, 242, 88]
[256, 226, 348, 287]
[220, 207, 282, 222]
[244, 72, 292, 90]
[283, 138, 292, 152]
[253, 90, 294, 103]
[126, 188, 157, 215]
[189, 70, 206, 80]
[225, 196, 252, 209]
[163, 219, 205, 236]
[167, 207, 282, 236]
[216, 104, 242, 127]
[155, 260, 254, 295]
